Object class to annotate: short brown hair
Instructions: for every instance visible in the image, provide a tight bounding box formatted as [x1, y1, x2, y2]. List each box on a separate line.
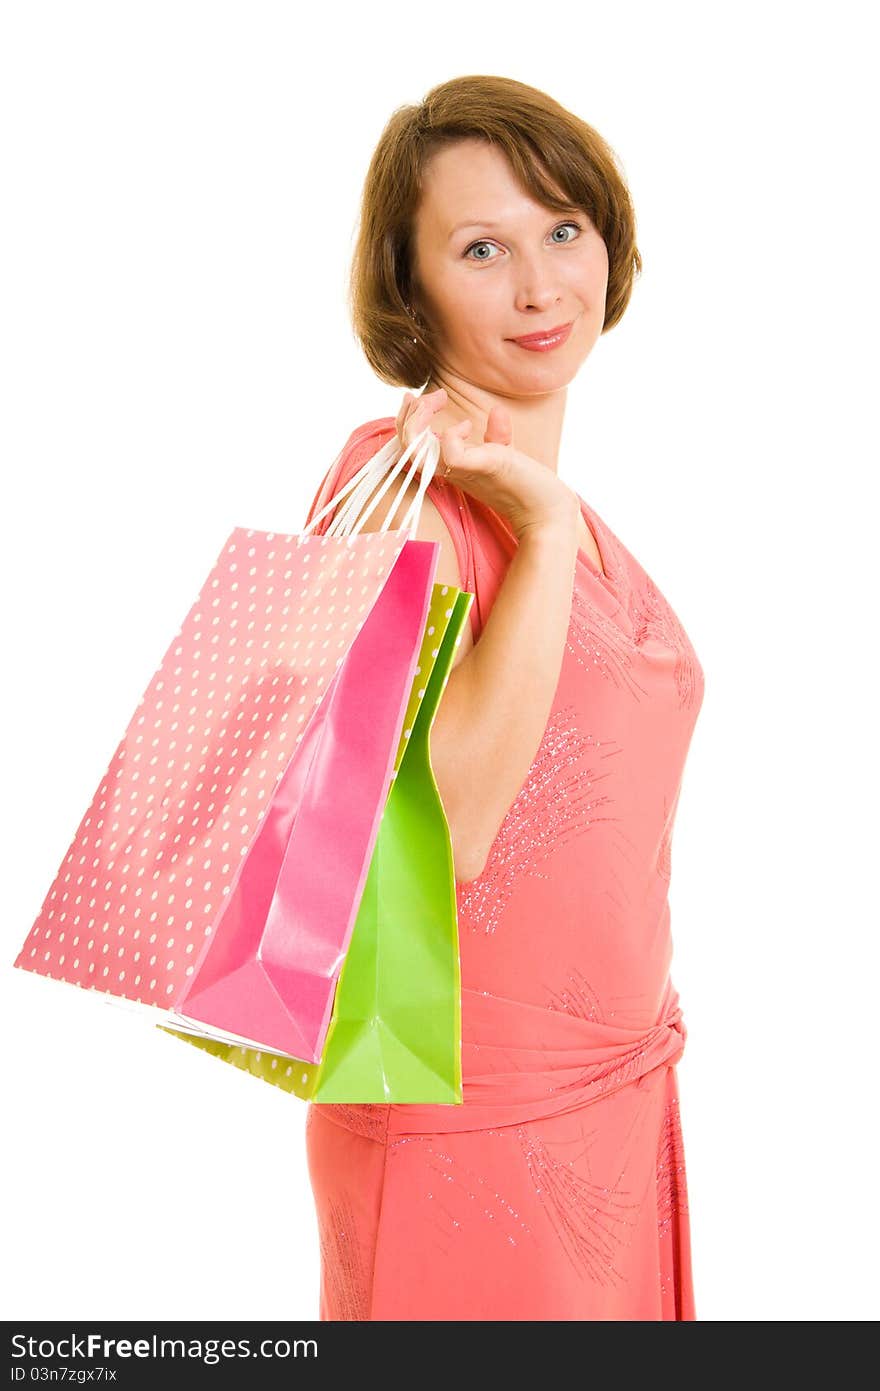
[348, 74, 643, 388]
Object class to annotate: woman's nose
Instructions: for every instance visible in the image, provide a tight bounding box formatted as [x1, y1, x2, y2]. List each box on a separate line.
[515, 285, 563, 313]
[512, 259, 563, 313]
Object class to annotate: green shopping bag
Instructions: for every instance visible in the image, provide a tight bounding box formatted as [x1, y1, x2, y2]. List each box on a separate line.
[158, 579, 473, 1103]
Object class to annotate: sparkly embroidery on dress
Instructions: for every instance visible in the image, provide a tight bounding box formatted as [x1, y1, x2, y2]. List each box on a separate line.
[314, 1103, 390, 1143]
[544, 969, 662, 1033]
[656, 1095, 689, 1240]
[316, 1192, 372, 1321]
[627, 574, 702, 710]
[457, 705, 620, 935]
[656, 785, 681, 883]
[567, 583, 653, 704]
[511, 1125, 641, 1286]
[545, 965, 606, 1023]
[388, 1134, 533, 1249]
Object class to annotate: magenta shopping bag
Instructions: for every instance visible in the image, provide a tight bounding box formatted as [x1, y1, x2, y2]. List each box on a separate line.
[13, 428, 446, 1063]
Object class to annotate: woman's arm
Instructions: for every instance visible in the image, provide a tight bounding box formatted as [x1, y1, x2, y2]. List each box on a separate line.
[355, 476, 579, 883]
[432, 520, 578, 881]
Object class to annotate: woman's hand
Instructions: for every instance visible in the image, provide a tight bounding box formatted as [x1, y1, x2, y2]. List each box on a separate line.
[395, 387, 580, 543]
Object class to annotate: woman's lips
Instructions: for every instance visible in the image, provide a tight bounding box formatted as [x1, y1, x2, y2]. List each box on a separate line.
[509, 321, 574, 351]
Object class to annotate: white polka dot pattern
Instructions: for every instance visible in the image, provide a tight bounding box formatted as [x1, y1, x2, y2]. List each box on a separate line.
[12, 526, 412, 1018]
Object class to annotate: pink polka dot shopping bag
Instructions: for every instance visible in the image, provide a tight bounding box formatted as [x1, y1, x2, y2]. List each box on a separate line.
[13, 426, 471, 1103]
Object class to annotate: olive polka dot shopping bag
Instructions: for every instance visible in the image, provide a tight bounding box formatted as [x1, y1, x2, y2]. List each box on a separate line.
[13, 426, 470, 1101]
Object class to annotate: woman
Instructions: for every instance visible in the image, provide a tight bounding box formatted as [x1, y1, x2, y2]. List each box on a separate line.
[302, 74, 705, 1320]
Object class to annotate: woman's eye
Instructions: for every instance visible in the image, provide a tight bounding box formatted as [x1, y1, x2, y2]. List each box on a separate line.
[550, 221, 582, 243]
[463, 221, 583, 261]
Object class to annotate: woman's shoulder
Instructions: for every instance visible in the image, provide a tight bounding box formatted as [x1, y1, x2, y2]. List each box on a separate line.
[339, 416, 398, 466]
[331, 416, 400, 496]
[303, 417, 397, 532]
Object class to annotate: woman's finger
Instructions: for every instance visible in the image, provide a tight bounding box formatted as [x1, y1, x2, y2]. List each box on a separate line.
[438, 419, 472, 470]
[397, 392, 417, 445]
[483, 403, 512, 447]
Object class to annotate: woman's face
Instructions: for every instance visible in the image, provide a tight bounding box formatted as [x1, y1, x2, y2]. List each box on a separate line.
[409, 138, 609, 396]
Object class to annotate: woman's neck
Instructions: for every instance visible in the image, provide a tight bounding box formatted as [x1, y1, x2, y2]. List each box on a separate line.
[421, 372, 567, 474]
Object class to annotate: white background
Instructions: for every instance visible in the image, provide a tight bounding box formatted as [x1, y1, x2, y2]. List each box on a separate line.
[2, 0, 877, 1322]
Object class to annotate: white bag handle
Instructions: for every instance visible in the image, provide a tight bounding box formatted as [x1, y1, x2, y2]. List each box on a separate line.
[299, 426, 441, 546]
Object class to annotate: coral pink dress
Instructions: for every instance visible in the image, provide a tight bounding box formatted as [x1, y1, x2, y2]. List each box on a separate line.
[302, 418, 705, 1320]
